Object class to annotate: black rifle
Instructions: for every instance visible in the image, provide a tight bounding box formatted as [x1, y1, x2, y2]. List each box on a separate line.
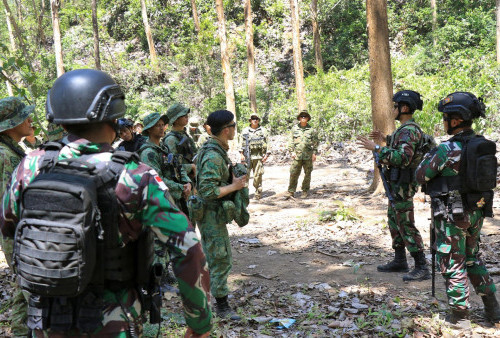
[242, 134, 251, 170]
[373, 151, 396, 209]
[177, 135, 195, 163]
[149, 263, 163, 324]
[430, 205, 436, 297]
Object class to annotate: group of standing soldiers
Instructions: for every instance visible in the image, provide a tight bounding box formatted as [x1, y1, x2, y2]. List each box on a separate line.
[358, 90, 500, 329]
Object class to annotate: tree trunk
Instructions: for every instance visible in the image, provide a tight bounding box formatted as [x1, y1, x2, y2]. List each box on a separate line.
[215, 0, 236, 118]
[311, 0, 323, 72]
[50, 0, 64, 77]
[431, 0, 437, 46]
[289, 0, 307, 112]
[4, 8, 17, 51]
[497, 0, 500, 63]
[140, 0, 159, 72]
[0, 59, 14, 96]
[31, 0, 46, 45]
[366, 0, 394, 193]
[245, 0, 257, 114]
[14, 0, 22, 21]
[190, 0, 201, 34]
[91, 0, 101, 69]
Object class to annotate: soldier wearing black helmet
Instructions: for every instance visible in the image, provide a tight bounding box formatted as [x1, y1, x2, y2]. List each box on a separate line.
[116, 117, 146, 152]
[358, 90, 431, 282]
[0, 69, 212, 336]
[416, 92, 500, 329]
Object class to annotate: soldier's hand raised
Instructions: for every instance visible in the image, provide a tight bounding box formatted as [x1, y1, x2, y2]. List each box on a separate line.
[356, 136, 377, 151]
[369, 130, 385, 144]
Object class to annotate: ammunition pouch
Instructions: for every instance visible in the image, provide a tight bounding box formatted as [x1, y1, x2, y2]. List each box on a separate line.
[188, 195, 206, 222]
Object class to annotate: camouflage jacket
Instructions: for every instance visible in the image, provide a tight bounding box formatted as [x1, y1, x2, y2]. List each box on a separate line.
[138, 139, 191, 202]
[163, 129, 198, 175]
[239, 126, 269, 160]
[415, 130, 472, 185]
[0, 134, 26, 197]
[288, 123, 318, 160]
[197, 131, 211, 149]
[196, 138, 230, 208]
[0, 135, 212, 334]
[379, 119, 423, 169]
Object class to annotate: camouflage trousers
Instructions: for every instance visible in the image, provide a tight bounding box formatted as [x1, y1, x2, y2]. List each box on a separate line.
[387, 183, 424, 253]
[288, 159, 313, 193]
[249, 159, 264, 193]
[435, 210, 496, 310]
[198, 210, 232, 298]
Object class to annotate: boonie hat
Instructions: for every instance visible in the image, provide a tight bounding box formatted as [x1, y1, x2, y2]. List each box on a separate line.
[167, 103, 190, 125]
[297, 109, 311, 120]
[0, 97, 34, 133]
[142, 112, 167, 135]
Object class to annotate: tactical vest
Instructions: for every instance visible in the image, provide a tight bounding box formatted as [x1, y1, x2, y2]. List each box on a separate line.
[139, 143, 183, 183]
[15, 142, 154, 332]
[167, 131, 196, 163]
[424, 131, 496, 218]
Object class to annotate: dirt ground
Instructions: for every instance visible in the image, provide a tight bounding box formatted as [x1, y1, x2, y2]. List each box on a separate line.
[2, 154, 500, 337]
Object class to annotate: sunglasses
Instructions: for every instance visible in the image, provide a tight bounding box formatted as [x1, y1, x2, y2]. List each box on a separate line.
[224, 122, 236, 129]
[251, 117, 260, 121]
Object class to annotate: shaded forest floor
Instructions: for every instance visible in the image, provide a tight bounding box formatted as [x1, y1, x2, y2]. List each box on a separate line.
[1, 147, 500, 337]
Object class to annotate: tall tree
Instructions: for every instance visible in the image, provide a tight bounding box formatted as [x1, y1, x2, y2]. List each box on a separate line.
[4, 8, 17, 51]
[431, 0, 437, 46]
[31, 0, 46, 46]
[91, 0, 101, 69]
[497, 0, 500, 63]
[245, 0, 257, 114]
[190, 0, 201, 34]
[215, 0, 237, 119]
[140, 0, 158, 72]
[50, 0, 64, 77]
[366, 0, 394, 192]
[311, 0, 323, 72]
[289, 0, 307, 112]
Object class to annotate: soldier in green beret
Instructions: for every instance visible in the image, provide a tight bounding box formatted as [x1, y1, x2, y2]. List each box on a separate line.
[285, 110, 318, 199]
[163, 103, 198, 178]
[0, 96, 34, 337]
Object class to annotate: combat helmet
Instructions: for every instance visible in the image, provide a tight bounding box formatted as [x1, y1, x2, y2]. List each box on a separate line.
[46, 69, 126, 125]
[438, 92, 485, 121]
[0, 97, 34, 133]
[393, 90, 423, 112]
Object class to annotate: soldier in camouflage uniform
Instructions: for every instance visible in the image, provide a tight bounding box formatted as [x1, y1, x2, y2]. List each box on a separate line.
[286, 110, 318, 199]
[163, 103, 198, 178]
[239, 114, 270, 200]
[197, 121, 212, 148]
[189, 116, 203, 143]
[0, 96, 34, 337]
[416, 92, 500, 329]
[0, 70, 212, 336]
[196, 110, 247, 320]
[358, 90, 430, 282]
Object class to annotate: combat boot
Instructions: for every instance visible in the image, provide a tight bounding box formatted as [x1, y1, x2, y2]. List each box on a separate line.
[482, 294, 500, 323]
[445, 309, 471, 330]
[215, 296, 241, 321]
[402, 251, 431, 281]
[300, 191, 309, 198]
[377, 247, 409, 272]
[254, 192, 261, 200]
[283, 191, 294, 200]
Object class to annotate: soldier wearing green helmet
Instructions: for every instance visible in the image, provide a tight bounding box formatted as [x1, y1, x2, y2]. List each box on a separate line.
[0, 96, 34, 337]
[162, 103, 198, 178]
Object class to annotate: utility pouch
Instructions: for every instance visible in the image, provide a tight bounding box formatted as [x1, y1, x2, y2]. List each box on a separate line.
[448, 191, 464, 218]
[389, 167, 399, 182]
[27, 295, 50, 330]
[187, 195, 205, 222]
[431, 197, 447, 219]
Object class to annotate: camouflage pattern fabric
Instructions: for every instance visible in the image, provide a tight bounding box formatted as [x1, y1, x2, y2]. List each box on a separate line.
[0, 134, 29, 336]
[249, 159, 264, 193]
[239, 126, 269, 160]
[287, 123, 318, 193]
[416, 130, 496, 310]
[287, 159, 313, 193]
[287, 123, 318, 160]
[1, 134, 212, 335]
[378, 119, 424, 253]
[163, 129, 198, 175]
[197, 131, 211, 148]
[0, 97, 34, 133]
[138, 139, 191, 202]
[195, 138, 233, 298]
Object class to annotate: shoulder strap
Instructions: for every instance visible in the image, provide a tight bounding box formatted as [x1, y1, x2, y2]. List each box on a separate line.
[39, 141, 64, 171]
[195, 143, 231, 187]
[0, 134, 26, 158]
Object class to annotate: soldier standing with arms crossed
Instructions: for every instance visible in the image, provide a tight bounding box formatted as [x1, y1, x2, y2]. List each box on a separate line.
[0, 97, 34, 337]
[416, 92, 500, 329]
[239, 114, 270, 200]
[285, 110, 318, 199]
[357, 90, 430, 282]
[196, 110, 247, 320]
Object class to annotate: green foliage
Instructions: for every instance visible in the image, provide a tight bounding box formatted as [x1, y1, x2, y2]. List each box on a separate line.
[318, 201, 360, 222]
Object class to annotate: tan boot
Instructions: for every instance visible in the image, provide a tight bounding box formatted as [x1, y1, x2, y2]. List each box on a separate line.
[283, 191, 294, 200]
